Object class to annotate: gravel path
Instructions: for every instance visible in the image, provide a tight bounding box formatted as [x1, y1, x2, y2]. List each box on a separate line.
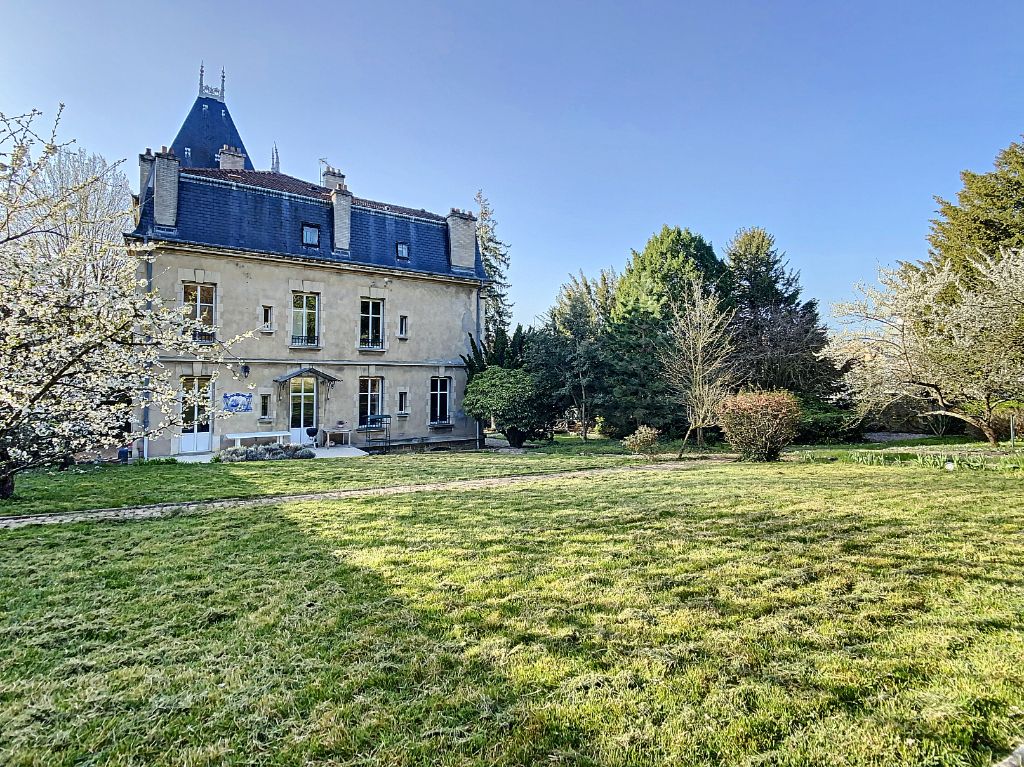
[0, 459, 729, 531]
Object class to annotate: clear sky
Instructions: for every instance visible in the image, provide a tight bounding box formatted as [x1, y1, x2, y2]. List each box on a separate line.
[3, 1, 1022, 326]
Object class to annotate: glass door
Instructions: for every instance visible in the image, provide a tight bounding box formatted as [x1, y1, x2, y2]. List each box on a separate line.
[290, 376, 317, 444]
[181, 376, 212, 453]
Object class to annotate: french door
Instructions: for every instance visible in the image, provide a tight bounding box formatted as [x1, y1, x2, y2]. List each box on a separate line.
[181, 376, 212, 453]
[290, 376, 317, 444]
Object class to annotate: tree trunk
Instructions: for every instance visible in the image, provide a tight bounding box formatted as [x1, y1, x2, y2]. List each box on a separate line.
[580, 400, 588, 442]
[677, 426, 693, 459]
[0, 474, 14, 500]
[981, 424, 999, 446]
[696, 426, 705, 448]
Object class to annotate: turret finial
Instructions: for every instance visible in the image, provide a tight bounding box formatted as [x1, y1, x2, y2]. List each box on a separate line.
[271, 143, 280, 174]
[199, 61, 205, 92]
[221, 68, 226, 99]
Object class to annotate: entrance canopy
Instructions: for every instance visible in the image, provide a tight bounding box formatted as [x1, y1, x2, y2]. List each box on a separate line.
[273, 366, 341, 385]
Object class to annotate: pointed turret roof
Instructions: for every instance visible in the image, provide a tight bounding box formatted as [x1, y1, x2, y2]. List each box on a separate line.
[170, 66, 254, 170]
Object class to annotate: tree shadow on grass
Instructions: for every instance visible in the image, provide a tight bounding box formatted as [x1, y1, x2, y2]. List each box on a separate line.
[2, 468, 1024, 766]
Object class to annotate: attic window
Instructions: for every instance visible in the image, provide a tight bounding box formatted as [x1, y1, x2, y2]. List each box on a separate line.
[301, 224, 320, 247]
[183, 147, 191, 160]
[202, 104, 208, 112]
[396, 242, 409, 261]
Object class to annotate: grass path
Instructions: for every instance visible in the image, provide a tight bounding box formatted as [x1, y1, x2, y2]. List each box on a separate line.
[0, 459, 728, 530]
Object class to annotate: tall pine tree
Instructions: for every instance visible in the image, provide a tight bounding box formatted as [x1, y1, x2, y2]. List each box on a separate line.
[929, 137, 1024, 280]
[475, 190, 513, 343]
[722, 227, 836, 395]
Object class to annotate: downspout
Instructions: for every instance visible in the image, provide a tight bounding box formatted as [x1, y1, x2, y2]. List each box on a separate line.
[475, 282, 484, 449]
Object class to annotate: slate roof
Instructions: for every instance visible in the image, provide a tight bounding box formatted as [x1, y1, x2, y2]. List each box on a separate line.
[181, 169, 448, 222]
[132, 170, 486, 281]
[170, 96, 255, 171]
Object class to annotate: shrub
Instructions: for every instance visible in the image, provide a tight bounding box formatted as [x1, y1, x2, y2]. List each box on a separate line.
[462, 367, 545, 448]
[622, 425, 660, 457]
[795, 397, 863, 444]
[132, 457, 178, 466]
[217, 443, 316, 463]
[719, 391, 801, 461]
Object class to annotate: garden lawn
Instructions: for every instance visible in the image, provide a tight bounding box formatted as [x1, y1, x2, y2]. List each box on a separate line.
[0, 450, 637, 517]
[2, 462, 1024, 765]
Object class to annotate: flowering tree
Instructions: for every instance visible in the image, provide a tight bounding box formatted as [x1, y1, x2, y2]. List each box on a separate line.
[832, 249, 1024, 445]
[0, 107, 237, 498]
[661, 276, 736, 452]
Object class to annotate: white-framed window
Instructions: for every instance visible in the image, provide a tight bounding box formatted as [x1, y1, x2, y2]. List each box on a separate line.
[397, 391, 409, 414]
[260, 393, 271, 418]
[262, 305, 274, 331]
[398, 315, 409, 337]
[359, 377, 383, 426]
[291, 293, 319, 346]
[184, 147, 192, 160]
[430, 377, 450, 425]
[301, 223, 320, 247]
[396, 242, 409, 260]
[184, 282, 216, 343]
[360, 298, 384, 349]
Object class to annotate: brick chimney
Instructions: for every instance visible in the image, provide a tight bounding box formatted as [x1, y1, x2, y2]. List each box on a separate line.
[218, 145, 246, 170]
[153, 146, 180, 228]
[446, 208, 477, 270]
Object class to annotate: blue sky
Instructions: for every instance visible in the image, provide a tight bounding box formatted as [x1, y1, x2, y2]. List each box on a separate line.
[3, 1, 1023, 326]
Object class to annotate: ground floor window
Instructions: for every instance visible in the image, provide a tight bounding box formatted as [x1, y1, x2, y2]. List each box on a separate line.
[430, 376, 450, 424]
[359, 377, 383, 426]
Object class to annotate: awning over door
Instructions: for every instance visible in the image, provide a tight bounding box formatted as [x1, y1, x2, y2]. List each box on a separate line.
[273, 366, 341, 385]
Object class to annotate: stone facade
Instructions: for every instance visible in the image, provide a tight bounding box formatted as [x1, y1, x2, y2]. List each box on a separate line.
[130, 74, 486, 456]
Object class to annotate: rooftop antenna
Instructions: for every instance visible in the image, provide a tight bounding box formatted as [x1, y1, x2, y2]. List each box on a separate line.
[318, 157, 329, 185]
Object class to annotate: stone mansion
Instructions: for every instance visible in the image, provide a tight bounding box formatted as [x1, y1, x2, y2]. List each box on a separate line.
[127, 71, 487, 456]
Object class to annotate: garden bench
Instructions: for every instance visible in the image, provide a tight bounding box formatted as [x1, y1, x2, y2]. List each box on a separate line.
[223, 431, 290, 449]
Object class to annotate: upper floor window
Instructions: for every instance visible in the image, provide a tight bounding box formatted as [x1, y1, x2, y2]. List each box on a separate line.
[302, 224, 320, 247]
[360, 299, 384, 349]
[430, 377, 451, 425]
[397, 390, 409, 414]
[183, 282, 216, 343]
[398, 314, 409, 337]
[291, 293, 319, 347]
[396, 242, 409, 261]
[262, 305, 274, 331]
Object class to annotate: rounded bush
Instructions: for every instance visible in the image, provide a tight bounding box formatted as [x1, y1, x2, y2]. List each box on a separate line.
[622, 425, 660, 456]
[719, 391, 802, 461]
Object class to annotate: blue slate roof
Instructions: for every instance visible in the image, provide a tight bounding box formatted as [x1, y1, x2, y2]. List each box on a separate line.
[131, 169, 487, 282]
[170, 97, 255, 171]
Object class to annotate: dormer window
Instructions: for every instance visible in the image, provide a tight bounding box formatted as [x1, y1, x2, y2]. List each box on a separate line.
[183, 147, 191, 160]
[301, 224, 320, 247]
[396, 242, 409, 261]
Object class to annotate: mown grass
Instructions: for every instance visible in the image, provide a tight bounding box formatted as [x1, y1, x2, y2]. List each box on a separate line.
[0, 450, 639, 517]
[2, 462, 1023, 765]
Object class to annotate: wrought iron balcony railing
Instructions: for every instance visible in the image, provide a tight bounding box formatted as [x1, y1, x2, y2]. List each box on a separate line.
[291, 334, 319, 347]
[358, 335, 385, 350]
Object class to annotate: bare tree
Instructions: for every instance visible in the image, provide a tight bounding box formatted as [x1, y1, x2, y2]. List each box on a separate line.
[661, 276, 736, 453]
